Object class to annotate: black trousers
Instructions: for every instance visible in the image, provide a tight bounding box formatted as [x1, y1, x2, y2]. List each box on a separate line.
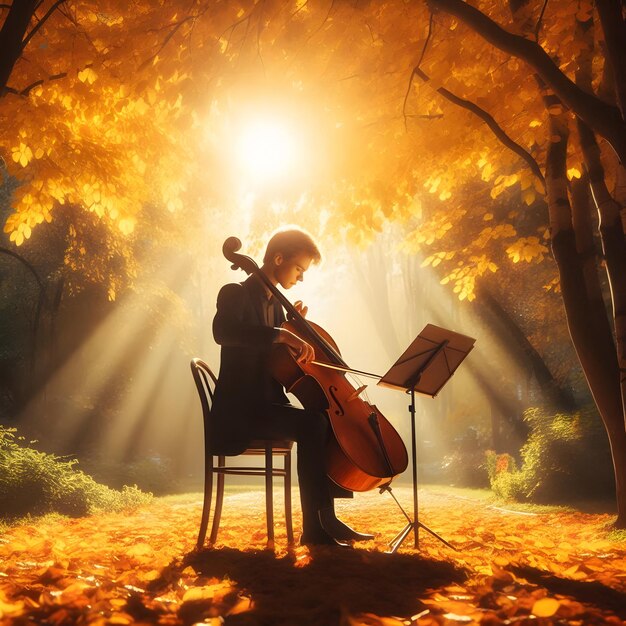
[247, 403, 349, 533]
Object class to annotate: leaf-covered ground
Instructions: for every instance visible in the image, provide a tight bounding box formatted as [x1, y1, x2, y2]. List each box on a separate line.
[1, 486, 625, 625]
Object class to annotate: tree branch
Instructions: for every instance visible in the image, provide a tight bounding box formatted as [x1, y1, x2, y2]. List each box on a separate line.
[21, 0, 67, 51]
[403, 10, 433, 131]
[534, 0, 549, 42]
[219, 10, 254, 56]
[0, 246, 48, 304]
[429, 0, 626, 162]
[139, 14, 198, 71]
[595, 0, 626, 121]
[18, 71, 67, 96]
[413, 66, 545, 186]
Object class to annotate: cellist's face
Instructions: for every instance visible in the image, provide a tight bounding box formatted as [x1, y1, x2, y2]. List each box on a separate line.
[272, 252, 313, 289]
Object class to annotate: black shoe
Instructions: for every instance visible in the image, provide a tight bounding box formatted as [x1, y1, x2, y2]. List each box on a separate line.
[320, 514, 375, 542]
[300, 528, 352, 548]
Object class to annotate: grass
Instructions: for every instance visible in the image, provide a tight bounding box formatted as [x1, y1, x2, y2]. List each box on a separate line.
[0, 511, 70, 531]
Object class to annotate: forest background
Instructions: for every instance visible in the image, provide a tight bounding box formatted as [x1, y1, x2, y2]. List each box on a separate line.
[1, 0, 625, 528]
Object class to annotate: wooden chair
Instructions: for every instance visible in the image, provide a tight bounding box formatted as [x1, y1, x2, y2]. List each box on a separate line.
[190, 358, 294, 549]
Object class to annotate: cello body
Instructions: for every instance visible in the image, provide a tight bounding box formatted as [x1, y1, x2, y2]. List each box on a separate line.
[270, 320, 409, 492]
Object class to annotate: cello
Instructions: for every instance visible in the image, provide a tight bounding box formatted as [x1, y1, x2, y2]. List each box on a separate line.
[222, 237, 408, 492]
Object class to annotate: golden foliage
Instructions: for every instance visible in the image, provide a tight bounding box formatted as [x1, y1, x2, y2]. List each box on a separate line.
[506, 237, 550, 264]
[0, 0, 609, 301]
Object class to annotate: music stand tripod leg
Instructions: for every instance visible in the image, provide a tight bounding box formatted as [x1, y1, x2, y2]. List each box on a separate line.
[388, 521, 414, 554]
[414, 520, 457, 551]
[385, 386, 457, 553]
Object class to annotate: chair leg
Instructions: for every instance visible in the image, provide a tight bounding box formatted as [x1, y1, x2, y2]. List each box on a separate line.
[284, 450, 294, 545]
[197, 459, 213, 550]
[265, 445, 275, 545]
[210, 456, 226, 545]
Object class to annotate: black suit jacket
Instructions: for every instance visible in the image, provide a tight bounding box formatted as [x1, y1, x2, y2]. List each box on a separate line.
[211, 275, 289, 454]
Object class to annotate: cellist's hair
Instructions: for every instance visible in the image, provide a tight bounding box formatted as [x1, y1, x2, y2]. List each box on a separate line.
[263, 227, 322, 264]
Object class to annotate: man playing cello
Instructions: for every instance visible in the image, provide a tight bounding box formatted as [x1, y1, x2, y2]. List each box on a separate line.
[211, 227, 374, 547]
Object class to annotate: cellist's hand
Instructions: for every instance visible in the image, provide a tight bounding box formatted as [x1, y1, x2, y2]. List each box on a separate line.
[293, 300, 308, 318]
[275, 328, 315, 364]
[288, 300, 308, 321]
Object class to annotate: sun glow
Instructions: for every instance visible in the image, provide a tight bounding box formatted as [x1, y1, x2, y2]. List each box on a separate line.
[237, 119, 296, 182]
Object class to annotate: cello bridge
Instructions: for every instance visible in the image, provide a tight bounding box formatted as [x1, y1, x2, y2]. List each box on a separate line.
[347, 385, 368, 402]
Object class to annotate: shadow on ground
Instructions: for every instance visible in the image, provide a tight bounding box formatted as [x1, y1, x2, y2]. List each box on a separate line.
[509, 564, 626, 620]
[177, 546, 466, 625]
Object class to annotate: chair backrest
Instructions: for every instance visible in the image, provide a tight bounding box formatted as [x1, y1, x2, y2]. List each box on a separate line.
[190, 358, 218, 423]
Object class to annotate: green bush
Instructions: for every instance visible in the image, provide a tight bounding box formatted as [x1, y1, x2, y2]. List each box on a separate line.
[0, 426, 152, 520]
[485, 406, 615, 502]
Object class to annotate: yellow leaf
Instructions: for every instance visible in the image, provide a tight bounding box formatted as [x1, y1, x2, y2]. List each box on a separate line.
[483, 213, 493, 221]
[126, 542, 153, 558]
[182, 584, 228, 602]
[78, 67, 98, 84]
[0, 596, 25, 618]
[567, 167, 582, 180]
[227, 596, 254, 615]
[531, 597, 560, 617]
[118, 218, 135, 235]
[522, 188, 535, 205]
[12, 143, 33, 167]
[428, 176, 441, 193]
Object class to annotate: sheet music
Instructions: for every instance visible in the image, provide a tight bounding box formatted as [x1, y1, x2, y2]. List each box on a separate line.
[378, 324, 475, 397]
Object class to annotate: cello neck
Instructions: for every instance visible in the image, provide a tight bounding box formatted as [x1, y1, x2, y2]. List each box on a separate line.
[222, 237, 348, 367]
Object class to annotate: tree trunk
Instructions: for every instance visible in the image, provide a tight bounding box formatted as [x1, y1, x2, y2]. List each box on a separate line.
[543, 102, 626, 525]
[507, 0, 626, 526]
[0, 0, 37, 93]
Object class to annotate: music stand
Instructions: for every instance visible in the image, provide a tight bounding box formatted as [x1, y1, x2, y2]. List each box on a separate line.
[378, 324, 475, 553]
